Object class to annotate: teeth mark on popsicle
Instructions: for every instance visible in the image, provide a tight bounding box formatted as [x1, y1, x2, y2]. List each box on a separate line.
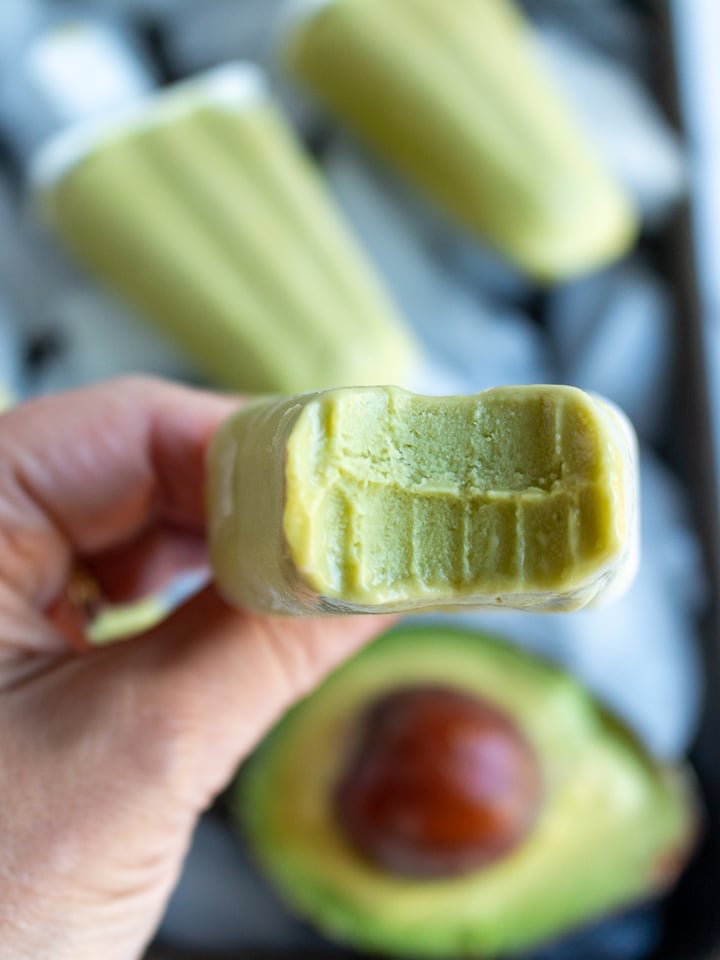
[207, 384, 639, 615]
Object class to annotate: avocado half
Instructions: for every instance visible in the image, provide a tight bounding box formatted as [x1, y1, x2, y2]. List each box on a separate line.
[236, 626, 697, 958]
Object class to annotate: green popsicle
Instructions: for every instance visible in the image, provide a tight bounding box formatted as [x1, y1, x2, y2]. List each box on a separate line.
[208, 384, 639, 614]
[33, 64, 419, 393]
[282, 0, 637, 281]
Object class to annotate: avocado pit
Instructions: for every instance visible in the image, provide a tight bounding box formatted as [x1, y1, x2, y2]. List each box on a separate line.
[335, 685, 543, 878]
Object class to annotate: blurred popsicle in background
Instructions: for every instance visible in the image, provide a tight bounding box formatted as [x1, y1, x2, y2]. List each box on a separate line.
[280, 0, 637, 281]
[21, 22, 418, 393]
[0, 5, 202, 393]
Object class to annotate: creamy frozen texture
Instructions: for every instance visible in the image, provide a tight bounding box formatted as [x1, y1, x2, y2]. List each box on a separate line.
[33, 65, 418, 393]
[208, 384, 639, 614]
[282, 0, 637, 281]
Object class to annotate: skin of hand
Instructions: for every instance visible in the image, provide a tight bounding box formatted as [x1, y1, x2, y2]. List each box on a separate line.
[0, 376, 394, 960]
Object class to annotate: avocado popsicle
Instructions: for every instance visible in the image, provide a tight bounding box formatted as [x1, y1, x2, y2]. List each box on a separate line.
[32, 62, 419, 394]
[208, 384, 639, 614]
[279, 0, 637, 281]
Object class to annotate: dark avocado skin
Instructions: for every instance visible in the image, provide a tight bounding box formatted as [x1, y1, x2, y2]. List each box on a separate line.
[236, 625, 696, 959]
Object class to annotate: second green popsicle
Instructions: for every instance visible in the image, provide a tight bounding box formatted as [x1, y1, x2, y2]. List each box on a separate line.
[32, 64, 419, 394]
[282, 0, 637, 281]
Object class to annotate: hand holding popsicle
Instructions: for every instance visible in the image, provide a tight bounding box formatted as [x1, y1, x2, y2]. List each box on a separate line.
[0, 377, 639, 960]
[0, 377, 392, 960]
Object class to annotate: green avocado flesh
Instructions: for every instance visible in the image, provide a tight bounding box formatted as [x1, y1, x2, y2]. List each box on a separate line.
[237, 626, 695, 958]
[284, 385, 630, 605]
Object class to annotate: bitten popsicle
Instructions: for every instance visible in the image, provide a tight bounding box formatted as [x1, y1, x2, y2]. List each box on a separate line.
[208, 384, 639, 615]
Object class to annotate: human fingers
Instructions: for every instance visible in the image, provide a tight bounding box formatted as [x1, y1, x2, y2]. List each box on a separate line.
[0, 375, 238, 631]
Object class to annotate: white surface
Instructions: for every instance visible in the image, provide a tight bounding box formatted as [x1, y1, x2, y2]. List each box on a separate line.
[28, 23, 149, 123]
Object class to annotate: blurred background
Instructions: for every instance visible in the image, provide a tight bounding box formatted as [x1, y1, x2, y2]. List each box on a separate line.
[0, 0, 719, 957]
